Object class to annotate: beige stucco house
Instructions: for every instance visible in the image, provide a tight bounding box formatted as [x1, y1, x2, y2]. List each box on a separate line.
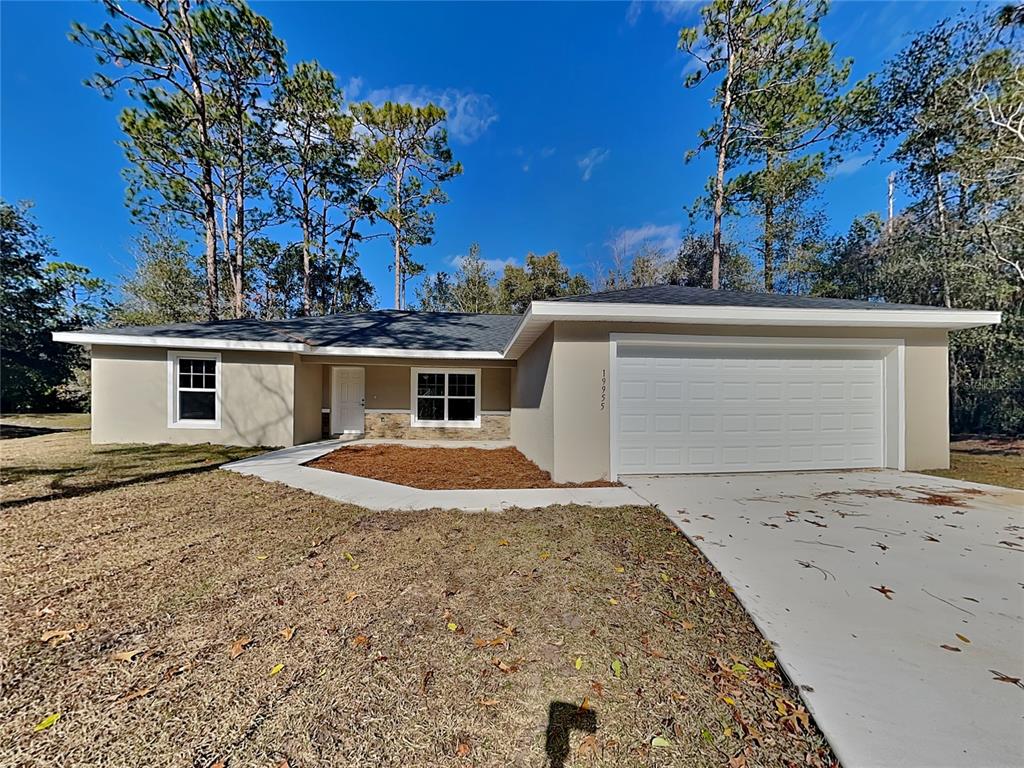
[54, 285, 1000, 483]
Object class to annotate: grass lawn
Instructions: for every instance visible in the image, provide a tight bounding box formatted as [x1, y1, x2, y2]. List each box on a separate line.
[923, 437, 1024, 490]
[1, 415, 833, 767]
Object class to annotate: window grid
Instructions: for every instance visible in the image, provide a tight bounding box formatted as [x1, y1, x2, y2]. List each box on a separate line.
[414, 370, 477, 425]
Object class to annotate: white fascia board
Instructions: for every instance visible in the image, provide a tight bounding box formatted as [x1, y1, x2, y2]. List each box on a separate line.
[529, 300, 1001, 328]
[304, 346, 504, 360]
[502, 302, 1000, 358]
[51, 331, 307, 352]
[52, 330, 504, 360]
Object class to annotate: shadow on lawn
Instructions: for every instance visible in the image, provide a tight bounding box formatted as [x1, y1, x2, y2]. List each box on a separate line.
[0, 424, 85, 439]
[545, 701, 598, 768]
[2, 443, 263, 509]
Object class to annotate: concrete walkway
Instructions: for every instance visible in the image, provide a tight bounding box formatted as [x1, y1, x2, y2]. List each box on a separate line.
[627, 470, 1024, 768]
[223, 440, 645, 512]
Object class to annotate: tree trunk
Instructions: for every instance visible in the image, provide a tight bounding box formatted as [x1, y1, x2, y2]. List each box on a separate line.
[233, 102, 246, 318]
[301, 198, 311, 317]
[711, 35, 735, 291]
[393, 165, 405, 309]
[176, 1, 218, 320]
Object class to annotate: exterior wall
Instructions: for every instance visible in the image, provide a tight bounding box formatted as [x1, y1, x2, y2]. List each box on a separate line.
[363, 412, 510, 440]
[292, 360, 323, 445]
[542, 322, 951, 482]
[510, 325, 555, 472]
[91, 345, 296, 447]
[320, 363, 512, 440]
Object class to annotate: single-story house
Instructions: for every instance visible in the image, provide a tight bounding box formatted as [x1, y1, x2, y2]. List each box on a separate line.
[54, 284, 1001, 483]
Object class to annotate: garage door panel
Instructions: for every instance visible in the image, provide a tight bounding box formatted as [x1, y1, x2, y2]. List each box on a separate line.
[616, 346, 884, 474]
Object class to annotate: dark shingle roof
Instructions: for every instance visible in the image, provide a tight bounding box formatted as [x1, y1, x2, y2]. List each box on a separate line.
[89, 311, 522, 353]
[553, 284, 948, 311]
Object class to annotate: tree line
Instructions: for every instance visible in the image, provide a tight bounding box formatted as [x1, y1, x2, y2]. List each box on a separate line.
[2, 0, 1021, 433]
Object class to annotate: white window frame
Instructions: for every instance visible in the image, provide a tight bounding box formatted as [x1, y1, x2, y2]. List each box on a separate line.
[410, 367, 481, 428]
[167, 350, 222, 429]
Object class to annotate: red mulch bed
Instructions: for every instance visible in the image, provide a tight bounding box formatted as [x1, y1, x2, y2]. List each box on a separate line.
[306, 444, 620, 490]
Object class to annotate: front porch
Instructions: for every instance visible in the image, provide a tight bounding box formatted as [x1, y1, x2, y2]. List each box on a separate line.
[313, 360, 514, 442]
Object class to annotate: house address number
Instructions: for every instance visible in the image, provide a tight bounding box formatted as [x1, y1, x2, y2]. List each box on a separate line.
[600, 368, 607, 410]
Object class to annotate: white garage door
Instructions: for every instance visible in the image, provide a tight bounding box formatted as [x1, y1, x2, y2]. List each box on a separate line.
[615, 344, 885, 474]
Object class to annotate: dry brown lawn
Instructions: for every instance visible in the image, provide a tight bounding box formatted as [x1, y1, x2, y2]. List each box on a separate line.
[307, 444, 619, 489]
[1, 415, 834, 768]
[924, 436, 1024, 490]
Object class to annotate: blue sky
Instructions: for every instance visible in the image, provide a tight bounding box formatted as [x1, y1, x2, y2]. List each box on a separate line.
[1, 0, 965, 307]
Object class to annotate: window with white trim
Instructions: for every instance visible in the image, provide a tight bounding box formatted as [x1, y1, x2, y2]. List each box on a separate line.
[168, 352, 221, 428]
[411, 368, 480, 427]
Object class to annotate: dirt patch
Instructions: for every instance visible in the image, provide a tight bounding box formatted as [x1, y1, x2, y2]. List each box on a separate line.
[1, 423, 834, 767]
[306, 444, 620, 489]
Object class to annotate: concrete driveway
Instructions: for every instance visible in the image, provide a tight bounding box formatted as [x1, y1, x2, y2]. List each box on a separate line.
[627, 470, 1024, 768]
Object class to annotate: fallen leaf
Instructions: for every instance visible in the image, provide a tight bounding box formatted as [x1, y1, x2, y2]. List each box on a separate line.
[709, 586, 716, 597]
[651, 736, 672, 748]
[753, 656, 776, 671]
[939, 644, 961, 652]
[611, 658, 623, 679]
[119, 685, 155, 704]
[955, 633, 971, 644]
[269, 663, 284, 676]
[279, 626, 295, 642]
[352, 634, 370, 648]
[229, 636, 253, 659]
[871, 585, 895, 600]
[498, 539, 510, 547]
[578, 734, 599, 758]
[539, 551, 550, 560]
[579, 696, 590, 710]
[277, 760, 290, 768]
[111, 648, 142, 663]
[659, 572, 670, 583]
[722, 695, 735, 705]
[574, 656, 584, 670]
[614, 565, 625, 573]
[34, 712, 61, 732]
[211, 761, 225, 768]
[608, 597, 619, 606]
[456, 739, 471, 757]
[591, 680, 604, 697]
[40, 628, 74, 646]
[344, 591, 360, 604]
[479, 698, 499, 707]
[447, 622, 459, 632]
[731, 662, 750, 679]
[255, 554, 269, 561]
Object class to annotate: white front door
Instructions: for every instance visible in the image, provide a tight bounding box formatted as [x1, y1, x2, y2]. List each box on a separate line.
[330, 367, 365, 435]
[615, 344, 885, 474]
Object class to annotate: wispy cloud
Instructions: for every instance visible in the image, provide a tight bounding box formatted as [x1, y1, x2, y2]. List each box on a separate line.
[577, 147, 610, 182]
[832, 154, 872, 177]
[343, 76, 363, 101]
[607, 223, 682, 256]
[516, 145, 557, 173]
[360, 83, 499, 144]
[626, 0, 700, 26]
[448, 252, 518, 274]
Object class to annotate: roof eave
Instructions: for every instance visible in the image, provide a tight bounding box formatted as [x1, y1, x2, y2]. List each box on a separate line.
[51, 331, 504, 359]
[502, 302, 1002, 358]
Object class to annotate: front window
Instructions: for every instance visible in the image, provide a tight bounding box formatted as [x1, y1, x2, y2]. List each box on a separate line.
[168, 352, 221, 428]
[411, 368, 479, 427]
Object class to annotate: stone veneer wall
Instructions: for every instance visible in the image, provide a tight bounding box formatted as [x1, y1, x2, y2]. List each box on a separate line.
[363, 411, 510, 440]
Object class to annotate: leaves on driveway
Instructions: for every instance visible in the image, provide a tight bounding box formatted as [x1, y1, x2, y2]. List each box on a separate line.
[871, 585, 895, 600]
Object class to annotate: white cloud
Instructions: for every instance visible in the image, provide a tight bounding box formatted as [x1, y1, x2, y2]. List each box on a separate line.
[577, 147, 610, 181]
[363, 83, 499, 144]
[448, 252, 518, 275]
[607, 223, 682, 257]
[343, 76, 363, 101]
[627, 1, 700, 25]
[832, 154, 872, 177]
